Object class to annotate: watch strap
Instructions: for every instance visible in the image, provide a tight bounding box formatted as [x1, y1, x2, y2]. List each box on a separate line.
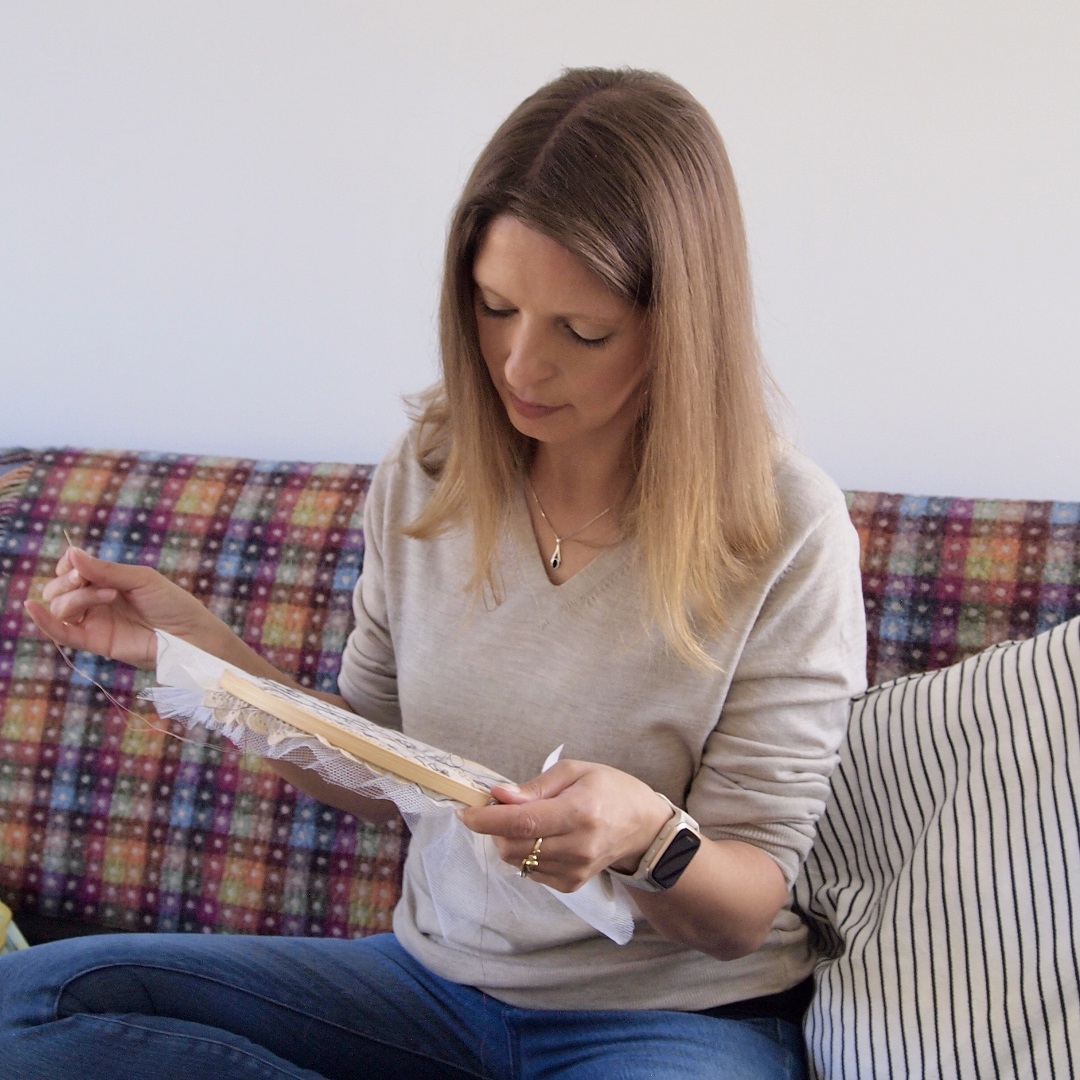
[608, 793, 701, 893]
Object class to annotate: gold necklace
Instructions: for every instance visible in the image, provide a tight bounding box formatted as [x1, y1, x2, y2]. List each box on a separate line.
[526, 481, 613, 571]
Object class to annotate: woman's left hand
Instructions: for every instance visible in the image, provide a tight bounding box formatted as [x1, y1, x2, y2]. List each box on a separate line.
[457, 760, 672, 892]
[462, 759, 790, 960]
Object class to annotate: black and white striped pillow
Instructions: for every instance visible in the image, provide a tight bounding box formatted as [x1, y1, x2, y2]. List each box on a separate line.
[795, 616, 1080, 1079]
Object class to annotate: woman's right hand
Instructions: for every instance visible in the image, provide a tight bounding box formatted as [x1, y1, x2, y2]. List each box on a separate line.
[24, 545, 215, 669]
[27, 544, 404, 827]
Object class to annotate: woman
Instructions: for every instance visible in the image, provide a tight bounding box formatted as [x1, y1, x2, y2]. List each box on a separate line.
[3, 68, 865, 1079]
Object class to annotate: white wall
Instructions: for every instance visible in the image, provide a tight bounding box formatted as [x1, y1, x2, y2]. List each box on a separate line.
[3, 2, 1078, 500]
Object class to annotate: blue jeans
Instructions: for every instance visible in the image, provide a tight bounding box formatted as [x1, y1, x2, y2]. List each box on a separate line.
[0, 932, 807, 1079]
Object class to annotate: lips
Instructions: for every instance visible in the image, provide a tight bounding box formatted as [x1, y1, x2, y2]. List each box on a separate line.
[506, 391, 565, 420]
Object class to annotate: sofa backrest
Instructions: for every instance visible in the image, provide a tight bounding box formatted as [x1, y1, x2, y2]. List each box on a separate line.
[1, 447, 1078, 942]
[0, 448, 402, 941]
[846, 489, 1079, 684]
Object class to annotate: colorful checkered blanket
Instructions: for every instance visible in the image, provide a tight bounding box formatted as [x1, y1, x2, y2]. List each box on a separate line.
[1, 448, 1077, 942]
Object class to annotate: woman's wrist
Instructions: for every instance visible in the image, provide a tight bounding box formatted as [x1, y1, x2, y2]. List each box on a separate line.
[609, 791, 688, 876]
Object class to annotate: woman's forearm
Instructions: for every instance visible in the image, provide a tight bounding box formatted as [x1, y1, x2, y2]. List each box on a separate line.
[194, 619, 401, 825]
[627, 837, 789, 961]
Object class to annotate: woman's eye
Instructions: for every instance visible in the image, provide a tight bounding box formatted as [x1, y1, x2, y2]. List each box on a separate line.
[477, 299, 514, 318]
[567, 326, 610, 348]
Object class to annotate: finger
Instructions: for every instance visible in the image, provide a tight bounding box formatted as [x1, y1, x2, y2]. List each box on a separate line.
[514, 837, 556, 869]
[24, 599, 90, 650]
[506, 839, 587, 892]
[66, 547, 151, 592]
[514, 835, 545, 873]
[462, 763, 594, 837]
[459, 798, 567, 841]
[41, 566, 85, 604]
[48, 584, 118, 627]
[489, 760, 586, 805]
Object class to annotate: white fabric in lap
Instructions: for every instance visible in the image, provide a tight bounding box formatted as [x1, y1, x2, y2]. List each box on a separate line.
[147, 631, 634, 945]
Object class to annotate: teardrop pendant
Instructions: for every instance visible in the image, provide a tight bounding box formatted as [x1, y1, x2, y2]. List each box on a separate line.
[526, 481, 612, 575]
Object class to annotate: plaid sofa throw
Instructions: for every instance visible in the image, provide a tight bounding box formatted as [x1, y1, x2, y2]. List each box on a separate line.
[1, 448, 1078, 941]
[848, 490, 1080, 686]
[0, 448, 404, 940]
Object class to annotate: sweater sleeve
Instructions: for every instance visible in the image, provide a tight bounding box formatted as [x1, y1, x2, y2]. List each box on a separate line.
[686, 472, 867, 888]
[336, 440, 404, 730]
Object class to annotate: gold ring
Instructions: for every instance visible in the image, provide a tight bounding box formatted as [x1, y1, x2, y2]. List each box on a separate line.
[519, 837, 543, 878]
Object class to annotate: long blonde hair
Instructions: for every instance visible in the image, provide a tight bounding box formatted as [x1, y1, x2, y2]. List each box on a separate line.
[407, 67, 780, 666]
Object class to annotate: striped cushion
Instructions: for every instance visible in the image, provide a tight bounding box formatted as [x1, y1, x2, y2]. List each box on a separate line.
[796, 616, 1080, 1079]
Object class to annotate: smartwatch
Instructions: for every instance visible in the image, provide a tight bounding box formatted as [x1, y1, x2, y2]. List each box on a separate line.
[608, 793, 701, 892]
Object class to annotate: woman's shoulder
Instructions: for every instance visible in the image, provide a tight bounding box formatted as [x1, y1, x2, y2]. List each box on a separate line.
[367, 424, 438, 514]
[373, 424, 432, 479]
[771, 441, 851, 538]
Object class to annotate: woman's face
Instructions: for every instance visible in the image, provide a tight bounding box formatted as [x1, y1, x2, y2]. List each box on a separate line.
[472, 215, 650, 462]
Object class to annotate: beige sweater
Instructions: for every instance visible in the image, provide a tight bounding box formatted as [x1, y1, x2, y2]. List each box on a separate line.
[338, 431, 866, 1011]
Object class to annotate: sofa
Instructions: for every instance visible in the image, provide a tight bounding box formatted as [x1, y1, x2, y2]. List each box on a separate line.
[1, 445, 1077, 1078]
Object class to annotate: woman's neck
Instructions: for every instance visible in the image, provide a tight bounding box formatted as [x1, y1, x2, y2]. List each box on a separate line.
[524, 445, 632, 582]
[527, 445, 633, 517]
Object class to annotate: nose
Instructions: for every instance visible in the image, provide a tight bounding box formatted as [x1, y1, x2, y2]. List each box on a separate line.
[501, 319, 554, 391]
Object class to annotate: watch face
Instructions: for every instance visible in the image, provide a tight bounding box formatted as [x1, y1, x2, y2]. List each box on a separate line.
[651, 827, 701, 890]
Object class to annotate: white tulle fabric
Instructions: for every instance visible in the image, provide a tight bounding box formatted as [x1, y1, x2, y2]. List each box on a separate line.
[145, 632, 634, 945]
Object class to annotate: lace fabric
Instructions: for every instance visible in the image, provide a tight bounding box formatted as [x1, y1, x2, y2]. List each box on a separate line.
[146, 632, 634, 945]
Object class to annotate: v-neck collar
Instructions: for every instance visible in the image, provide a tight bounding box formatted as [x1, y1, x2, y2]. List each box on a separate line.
[506, 483, 633, 606]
